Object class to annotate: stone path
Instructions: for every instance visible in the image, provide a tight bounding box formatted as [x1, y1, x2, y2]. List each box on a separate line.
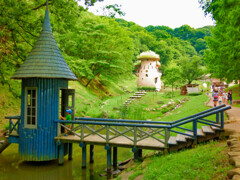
[123, 91, 146, 106]
[207, 94, 240, 179]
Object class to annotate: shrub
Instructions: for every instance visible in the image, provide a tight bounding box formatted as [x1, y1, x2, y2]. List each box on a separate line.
[137, 87, 156, 91]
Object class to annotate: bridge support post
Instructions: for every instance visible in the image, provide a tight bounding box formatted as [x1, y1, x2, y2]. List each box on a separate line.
[132, 147, 139, 161]
[216, 112, 219, 123]
[138, 149, 142, 159]
[90, 145, 94, 163]
[68, 143, 73, 160]
[79, 143, 86, 168]
[113, 147, 118, 169]
[221, 111, 224, 129]
[58, 143, 64, 165]
[105, 145, 112, 172]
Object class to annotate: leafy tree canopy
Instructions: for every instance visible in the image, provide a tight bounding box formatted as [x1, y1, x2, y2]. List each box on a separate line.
[199, 0, 240, 84]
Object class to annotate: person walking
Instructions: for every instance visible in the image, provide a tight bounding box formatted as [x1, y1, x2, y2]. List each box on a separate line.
[213, 90, 219, 107]
[61, 109, 72, 135]
[228, 89, 233, 105]
[222, 90, 228, 104]
[218, 93, 223, 105]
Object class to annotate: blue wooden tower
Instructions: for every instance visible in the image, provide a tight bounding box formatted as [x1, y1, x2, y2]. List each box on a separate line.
[10, 2, 77, 161]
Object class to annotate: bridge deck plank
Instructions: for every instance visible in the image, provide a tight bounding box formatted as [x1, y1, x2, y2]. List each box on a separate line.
[55, 134, 166, 150]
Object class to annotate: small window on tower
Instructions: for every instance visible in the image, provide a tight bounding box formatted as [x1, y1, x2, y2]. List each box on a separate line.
[146, 74, 148, 77]
[25, 87, 37, 128]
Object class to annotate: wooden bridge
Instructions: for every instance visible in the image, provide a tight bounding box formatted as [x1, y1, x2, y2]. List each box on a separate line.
[4, 104, 231, 172]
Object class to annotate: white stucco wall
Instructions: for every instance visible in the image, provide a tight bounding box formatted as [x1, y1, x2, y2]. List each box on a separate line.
[136, 59, 162, 90]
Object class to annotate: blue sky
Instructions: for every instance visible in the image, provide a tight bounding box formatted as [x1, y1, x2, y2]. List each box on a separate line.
[82, 0, 215, 29]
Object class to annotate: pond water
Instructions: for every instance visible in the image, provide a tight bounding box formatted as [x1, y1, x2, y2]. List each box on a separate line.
[0, 142, 133, 180]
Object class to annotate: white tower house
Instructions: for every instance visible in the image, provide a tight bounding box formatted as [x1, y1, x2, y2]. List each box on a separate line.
[136, 51, 162, 91]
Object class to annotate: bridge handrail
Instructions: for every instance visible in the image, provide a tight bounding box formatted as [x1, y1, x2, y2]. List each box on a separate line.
[55, 119, 171, 128]
[171, 106, 230, 128]
[74, 105, 226, 125]
[56, 106, 230, 130]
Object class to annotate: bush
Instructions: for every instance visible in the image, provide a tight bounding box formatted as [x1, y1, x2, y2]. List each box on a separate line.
[137, 86, 156, 91]
[4, 123, 9, 130]
[188, 92, 202, 96]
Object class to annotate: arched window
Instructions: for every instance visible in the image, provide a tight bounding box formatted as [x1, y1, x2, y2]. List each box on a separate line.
[146, 74, 148, 77]
[146, 70, 148, 72]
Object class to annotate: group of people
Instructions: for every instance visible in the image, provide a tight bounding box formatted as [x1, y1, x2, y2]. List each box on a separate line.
[212, 89, 232, 107]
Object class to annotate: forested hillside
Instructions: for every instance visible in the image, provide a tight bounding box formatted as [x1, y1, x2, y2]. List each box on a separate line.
[1, 0, 212, 97]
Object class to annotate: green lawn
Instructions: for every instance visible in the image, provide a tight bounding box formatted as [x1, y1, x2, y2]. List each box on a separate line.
[127, 141, 231, 180]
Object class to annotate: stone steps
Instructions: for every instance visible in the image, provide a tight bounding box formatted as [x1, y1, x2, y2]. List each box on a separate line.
[123, 91, 147, 106]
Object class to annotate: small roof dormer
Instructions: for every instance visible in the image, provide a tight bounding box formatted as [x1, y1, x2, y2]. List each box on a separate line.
[12, 2, 77, 80]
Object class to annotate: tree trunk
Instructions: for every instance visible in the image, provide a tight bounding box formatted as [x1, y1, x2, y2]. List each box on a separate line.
[172, 85, 174, 97]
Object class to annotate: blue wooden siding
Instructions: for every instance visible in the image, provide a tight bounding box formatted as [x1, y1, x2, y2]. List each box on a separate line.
[19, 78, 68, 161]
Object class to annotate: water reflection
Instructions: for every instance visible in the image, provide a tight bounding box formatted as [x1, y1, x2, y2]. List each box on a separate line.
[0, 144, 133, 180]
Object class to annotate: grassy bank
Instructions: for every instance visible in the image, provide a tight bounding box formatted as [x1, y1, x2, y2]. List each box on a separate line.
[124, 141, 231, 180]
[0, 82, 21, 130]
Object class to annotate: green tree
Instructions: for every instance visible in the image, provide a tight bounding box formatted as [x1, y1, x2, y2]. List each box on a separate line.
[59, 12, 134, 87]
[164, 61, 181, 97]
[177, 55, 204, 84]
[199, 0, 240, 94]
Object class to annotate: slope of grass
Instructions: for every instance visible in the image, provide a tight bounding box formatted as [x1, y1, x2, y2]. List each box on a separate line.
[0, 82, 21, 130]
[128, 141, 231, 180]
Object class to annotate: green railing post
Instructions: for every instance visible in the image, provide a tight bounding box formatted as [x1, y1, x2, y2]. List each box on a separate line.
[134, 126, 137, 147]
[165, 128, 170, 148]
[221, 111, 224, 129]
[81, 124, 84, 141]
[106, 125, 109, 144]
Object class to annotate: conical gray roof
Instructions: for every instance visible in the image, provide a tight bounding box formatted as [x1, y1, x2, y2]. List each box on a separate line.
[12, 8, 77, 80]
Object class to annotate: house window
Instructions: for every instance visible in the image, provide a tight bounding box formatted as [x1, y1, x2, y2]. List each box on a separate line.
[146, 70, 148, 72]
[155, 77, 158, 84]
[150, 63, 152, 65]
[146, 74, 148, 77]
[25, 87, 37, 128]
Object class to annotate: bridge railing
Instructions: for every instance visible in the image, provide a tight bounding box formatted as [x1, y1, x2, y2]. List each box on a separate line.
[55, 105, 231, 148]
[56, 119, 171, 147]
[5, 115, 21, 136]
